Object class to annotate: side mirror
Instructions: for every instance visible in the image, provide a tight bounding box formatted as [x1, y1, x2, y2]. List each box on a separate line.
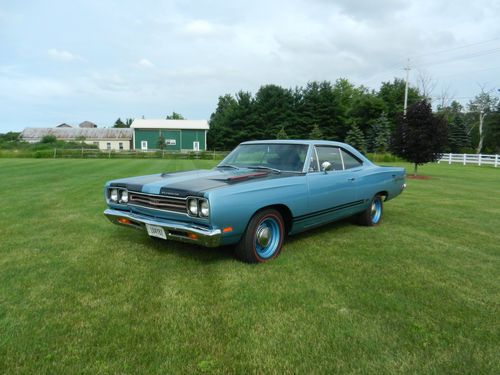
[321, 161, 332, 174]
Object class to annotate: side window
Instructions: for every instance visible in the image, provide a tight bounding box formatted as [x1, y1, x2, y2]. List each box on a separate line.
[341, 149, 362, 169]
[316, 146, 343, 171]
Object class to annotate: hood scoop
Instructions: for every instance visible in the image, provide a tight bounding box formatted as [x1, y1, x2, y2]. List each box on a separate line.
[224, 171, 269, 183]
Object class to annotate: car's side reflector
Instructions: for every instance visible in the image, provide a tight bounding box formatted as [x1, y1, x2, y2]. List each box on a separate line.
[223, 227, 233, 233]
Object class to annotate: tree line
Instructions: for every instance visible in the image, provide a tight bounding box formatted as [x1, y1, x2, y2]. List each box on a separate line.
[207, 78, 500, 154]
[2, 79, 498, 155]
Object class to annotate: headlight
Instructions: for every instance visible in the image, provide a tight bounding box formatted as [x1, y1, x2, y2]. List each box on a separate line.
[200, 200, 209, 217]
[120, 190, 129, 203]
[110, 189, 118, 202]
[188, 199, 198, 215]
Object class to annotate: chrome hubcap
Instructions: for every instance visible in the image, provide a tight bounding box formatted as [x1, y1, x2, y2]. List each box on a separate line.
[256, 226, 271, 247]
[371, 203, 377, 216]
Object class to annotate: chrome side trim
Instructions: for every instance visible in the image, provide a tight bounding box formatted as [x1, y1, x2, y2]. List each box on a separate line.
[104, 209, 221, 247]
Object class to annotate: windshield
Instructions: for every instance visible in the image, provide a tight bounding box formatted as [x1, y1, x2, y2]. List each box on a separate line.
[219, 143, 308, 172]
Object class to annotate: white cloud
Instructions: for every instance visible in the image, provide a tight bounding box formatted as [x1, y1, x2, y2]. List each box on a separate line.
[47, 48, 82, 62]
[138, 58, 154, 68]
[1, 0, 500, 132]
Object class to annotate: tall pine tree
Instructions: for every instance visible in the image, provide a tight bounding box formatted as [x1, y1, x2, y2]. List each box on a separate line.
[345, 124, 366, 153]
[367, 112, 391, 153]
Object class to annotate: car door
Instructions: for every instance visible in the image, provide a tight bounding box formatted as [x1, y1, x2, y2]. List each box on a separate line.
[302, 145, 362, 227]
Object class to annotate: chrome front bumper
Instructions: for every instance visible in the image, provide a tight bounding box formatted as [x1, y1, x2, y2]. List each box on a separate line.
[104, 209, 221, 247]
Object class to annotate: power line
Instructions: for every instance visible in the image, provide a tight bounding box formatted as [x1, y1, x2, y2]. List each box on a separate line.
[362, 37, 500, 84]
[438, 65, 500, 79]
[409, 36, 500, 60]
[414, 47, 500, 69]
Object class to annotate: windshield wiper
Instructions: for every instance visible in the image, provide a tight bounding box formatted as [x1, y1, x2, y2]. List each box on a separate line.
[246, 165, 281, 173]
[216, 164, 240, 170]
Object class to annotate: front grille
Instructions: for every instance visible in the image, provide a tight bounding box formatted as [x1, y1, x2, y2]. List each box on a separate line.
[128, 192, 186, 214]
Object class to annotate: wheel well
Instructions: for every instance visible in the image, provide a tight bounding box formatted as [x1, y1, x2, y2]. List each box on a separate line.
[257, 204, 293, 235]
[377, 191, 389, 201]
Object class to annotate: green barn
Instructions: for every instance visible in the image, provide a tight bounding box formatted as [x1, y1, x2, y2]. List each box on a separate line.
[131, 119, 209, 151]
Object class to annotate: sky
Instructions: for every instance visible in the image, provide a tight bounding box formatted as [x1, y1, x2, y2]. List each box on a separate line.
[1, 0, 500, 133]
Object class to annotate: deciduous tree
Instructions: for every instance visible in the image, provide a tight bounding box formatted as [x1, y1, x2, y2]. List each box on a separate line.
[166, 112, 185, 120]
[391, 100, 448, 175]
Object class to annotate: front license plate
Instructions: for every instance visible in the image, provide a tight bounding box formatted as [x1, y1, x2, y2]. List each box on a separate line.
[146, 224, 167, 240]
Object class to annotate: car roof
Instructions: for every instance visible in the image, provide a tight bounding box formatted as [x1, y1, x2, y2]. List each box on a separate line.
[241, 139, 346, 147]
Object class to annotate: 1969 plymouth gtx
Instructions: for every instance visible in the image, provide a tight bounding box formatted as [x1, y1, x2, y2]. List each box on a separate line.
[104, 140, 406, 263]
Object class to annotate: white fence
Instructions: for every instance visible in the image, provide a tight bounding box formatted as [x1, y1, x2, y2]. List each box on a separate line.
[438, 153, 499, 167]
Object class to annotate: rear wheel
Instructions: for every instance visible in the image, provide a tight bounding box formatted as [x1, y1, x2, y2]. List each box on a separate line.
[235, 209, 285, 263]
[358, 194, 384, 226]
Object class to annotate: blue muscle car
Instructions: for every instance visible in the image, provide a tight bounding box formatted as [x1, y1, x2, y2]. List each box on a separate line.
[104, 140, 406, 263]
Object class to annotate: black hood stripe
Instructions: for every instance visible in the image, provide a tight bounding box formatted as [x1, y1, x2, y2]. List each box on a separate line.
[111, 169, 302, 197]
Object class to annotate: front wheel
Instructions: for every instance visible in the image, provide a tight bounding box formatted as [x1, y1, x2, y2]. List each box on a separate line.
[358, 194, 384, 226]
[235, 209, 285, 263]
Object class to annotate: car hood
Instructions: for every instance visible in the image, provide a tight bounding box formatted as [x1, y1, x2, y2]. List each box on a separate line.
[108, 168, 298, 197]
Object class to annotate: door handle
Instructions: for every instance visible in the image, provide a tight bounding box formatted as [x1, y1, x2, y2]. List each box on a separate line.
[347, 177, 355, 182]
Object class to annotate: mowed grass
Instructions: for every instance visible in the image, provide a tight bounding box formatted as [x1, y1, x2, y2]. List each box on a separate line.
[0, 159, 498, 374]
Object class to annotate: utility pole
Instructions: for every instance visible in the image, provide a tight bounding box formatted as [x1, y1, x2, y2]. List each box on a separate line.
[477, 109, 487, 154]
[403, 58, 411, 116]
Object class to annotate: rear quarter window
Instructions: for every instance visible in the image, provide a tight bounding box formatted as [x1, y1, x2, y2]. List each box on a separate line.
[341, 149, 362, 169]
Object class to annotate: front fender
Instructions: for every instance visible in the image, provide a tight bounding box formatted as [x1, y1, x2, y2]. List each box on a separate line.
[207, 178, 308, 245]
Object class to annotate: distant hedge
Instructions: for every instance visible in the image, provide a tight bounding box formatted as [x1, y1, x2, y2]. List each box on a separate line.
[0, 149, 229, 160]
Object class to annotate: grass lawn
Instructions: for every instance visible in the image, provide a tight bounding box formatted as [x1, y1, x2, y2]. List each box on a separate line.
[0, 159, 499, 374]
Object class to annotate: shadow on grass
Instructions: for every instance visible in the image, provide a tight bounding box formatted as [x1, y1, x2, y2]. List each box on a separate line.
[285, 217, 357, 245]
[110, 229, 236, 263]
[108, 216, 360, 263]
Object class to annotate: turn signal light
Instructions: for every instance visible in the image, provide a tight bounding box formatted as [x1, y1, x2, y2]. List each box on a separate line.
[117, 218, 131, 225]
[187, 233, 198, 240]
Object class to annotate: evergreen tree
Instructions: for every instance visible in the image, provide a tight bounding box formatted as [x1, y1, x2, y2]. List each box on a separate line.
[377, 78, 422, 129]
[276, 126, 289, 139]
[309, 124, 323, 139]
[391, 100, 448, 175]
[448, 115, 470, 152]
[253, 84, 295, 139]
[367, 112, 391, 153]
[157, 134, 166, 150]
[481, 111, 500, 153]
[113, 118, 126, 128]
[345, 124, 366, 152]
[296, 81, 339, 140]
[348, 91, 386, 136]
[207, 94, 238, 150]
